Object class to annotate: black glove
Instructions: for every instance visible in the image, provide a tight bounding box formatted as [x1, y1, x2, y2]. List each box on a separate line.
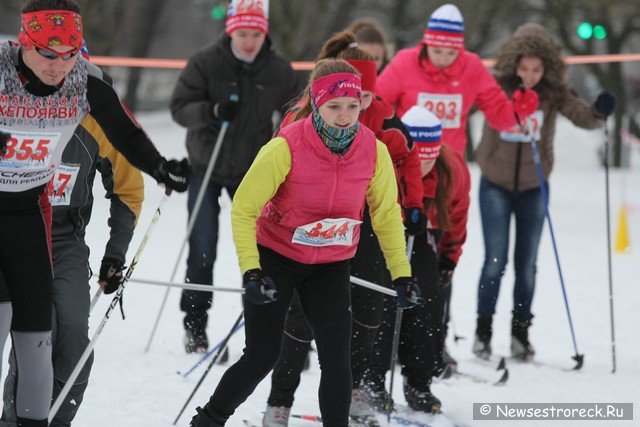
[394, 277, 423, 309]
[243, 269, 278, 305]
[439, 256, 456, 289]
[152, 158, 191, 192]
[594, 90, 616, 117]
[0, 131, 10, 155]
[99, 258, 126, 294]
[403, 207, 427, 236]
[214, 98, 240, 122]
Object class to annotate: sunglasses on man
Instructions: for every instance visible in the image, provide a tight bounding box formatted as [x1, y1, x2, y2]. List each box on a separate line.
[35, 47, 80, 61]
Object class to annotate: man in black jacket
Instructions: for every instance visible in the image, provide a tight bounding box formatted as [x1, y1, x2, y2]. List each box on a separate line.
[170, 0, 297, 353]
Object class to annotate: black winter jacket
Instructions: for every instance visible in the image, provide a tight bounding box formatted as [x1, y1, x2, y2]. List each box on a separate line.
[170, 34, 297, 186]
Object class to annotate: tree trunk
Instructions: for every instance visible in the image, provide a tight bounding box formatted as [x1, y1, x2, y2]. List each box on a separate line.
[122, 0, 170, 111]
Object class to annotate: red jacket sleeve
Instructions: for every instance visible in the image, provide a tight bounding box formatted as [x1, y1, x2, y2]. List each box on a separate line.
[472, 59, 518, 132]
[438, 151, 471, 265]
[397, 146, 424, 209]
[367, 97, 425, 210]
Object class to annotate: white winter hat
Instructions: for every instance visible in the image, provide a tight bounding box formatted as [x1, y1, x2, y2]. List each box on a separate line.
[401, 106, 442, 160]
[423, 3, 465, 50]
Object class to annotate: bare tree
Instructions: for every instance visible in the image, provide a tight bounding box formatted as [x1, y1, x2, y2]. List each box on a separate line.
[119, 0, 171, 110]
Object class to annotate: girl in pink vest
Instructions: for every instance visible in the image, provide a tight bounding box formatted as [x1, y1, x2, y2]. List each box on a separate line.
[376, 3, 537, 156]
[190, 59, 420, 427]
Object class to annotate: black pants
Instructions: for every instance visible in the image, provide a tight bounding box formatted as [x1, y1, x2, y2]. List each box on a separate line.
[367, 230, 443, 389]
[200, 246, 353, 427]
[0, 187, 54, 425]
[181, 172, 237, 334]
[268, 210, 389, 407]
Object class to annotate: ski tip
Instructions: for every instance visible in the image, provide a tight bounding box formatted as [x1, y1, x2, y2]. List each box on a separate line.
[494, 368, 509, 385]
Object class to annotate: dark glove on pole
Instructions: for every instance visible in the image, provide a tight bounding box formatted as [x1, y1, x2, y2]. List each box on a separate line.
[403, 207, 427, 236]
[594, 91, 616, 118]
[152, 158, 191, 192]
[214, 93, 240, 122]
[98, 258, 126, 294]
[438, 256, 456, 290]
[243, 269, 278, 305]
[393, 276, 424, 309]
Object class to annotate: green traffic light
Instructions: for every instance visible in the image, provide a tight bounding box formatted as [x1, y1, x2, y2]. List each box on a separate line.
[211, 5, 226, 20]
[577, 22, 593, 39]
[594, 25, 607, 40]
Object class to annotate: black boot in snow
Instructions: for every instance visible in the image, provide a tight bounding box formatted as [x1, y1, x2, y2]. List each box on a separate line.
[472, 316, 493, 360]
[403, 378, 441, 413]
[190, 406, 225, 427]
[184, 327, 209, 354]
[362, 372, 393, 412]
[511, 317, 535, 360]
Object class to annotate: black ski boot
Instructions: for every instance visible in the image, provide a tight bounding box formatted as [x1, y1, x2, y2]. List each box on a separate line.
[472, 316, 493, 360]
[362, 373, 393, 412]
[184, 327, 208, 354]
[403, 378, 441, 413]
[511, 317, 535, 360]
[190, 406, 224, 427]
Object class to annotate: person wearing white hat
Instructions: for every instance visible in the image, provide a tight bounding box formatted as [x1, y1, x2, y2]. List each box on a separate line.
[364, 106, 471, 413]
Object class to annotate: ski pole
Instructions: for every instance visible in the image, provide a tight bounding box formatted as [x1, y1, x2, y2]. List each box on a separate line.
[145, 106, 236, 353]
[49, 188, 173, 423]
[89, 288, 102, 313]
[173, 310, 244, 425]
[179, 320, 245, 377]
[387, 235, 415, 422]
[91, 274, 245, 294]
[516, 111, 584, 370]
[350, 276, 397, 297]
[603, 117, 617, 374]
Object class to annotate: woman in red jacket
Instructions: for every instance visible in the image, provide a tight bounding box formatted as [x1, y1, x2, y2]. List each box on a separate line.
[364, 106, 470, 414]
[376, 3, 526, 156]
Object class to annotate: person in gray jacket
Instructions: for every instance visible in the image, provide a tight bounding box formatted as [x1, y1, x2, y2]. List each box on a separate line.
[1, 114, 144, 426]
[473, 23, 616, 361]
[170, 0, 297, 353]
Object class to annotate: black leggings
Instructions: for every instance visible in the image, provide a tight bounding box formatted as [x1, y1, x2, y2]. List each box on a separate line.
[267, 212, 389, 408]
[368, 230, 443, 389]
[0, 186, 54, 425]
[0, 187, 53, 330]
[200, 246, 353, 427]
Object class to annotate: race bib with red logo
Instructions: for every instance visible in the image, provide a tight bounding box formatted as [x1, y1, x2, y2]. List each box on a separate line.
[292, 218, 362, 247]
[0, 129, 61, 190]
[417, 93, 463, 129]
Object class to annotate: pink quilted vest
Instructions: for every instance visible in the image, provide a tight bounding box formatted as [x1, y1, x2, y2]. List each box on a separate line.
[256, 115, 377, 264]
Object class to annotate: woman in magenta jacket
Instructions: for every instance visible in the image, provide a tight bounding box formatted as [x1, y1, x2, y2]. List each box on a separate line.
[376, 3, 521, 156]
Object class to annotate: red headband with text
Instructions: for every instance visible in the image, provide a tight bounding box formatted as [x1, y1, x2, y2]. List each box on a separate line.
[311, 73, 362, 108]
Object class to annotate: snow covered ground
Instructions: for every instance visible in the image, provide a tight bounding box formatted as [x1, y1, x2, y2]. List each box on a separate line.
[5, 112, 638, 426]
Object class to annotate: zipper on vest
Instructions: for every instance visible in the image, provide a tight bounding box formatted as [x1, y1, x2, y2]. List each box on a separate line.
[312, 155, 340, 264]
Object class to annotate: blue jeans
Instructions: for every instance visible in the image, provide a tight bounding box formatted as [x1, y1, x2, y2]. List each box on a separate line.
[180, 171, 237, 333]
[476, 178, 547, 322]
